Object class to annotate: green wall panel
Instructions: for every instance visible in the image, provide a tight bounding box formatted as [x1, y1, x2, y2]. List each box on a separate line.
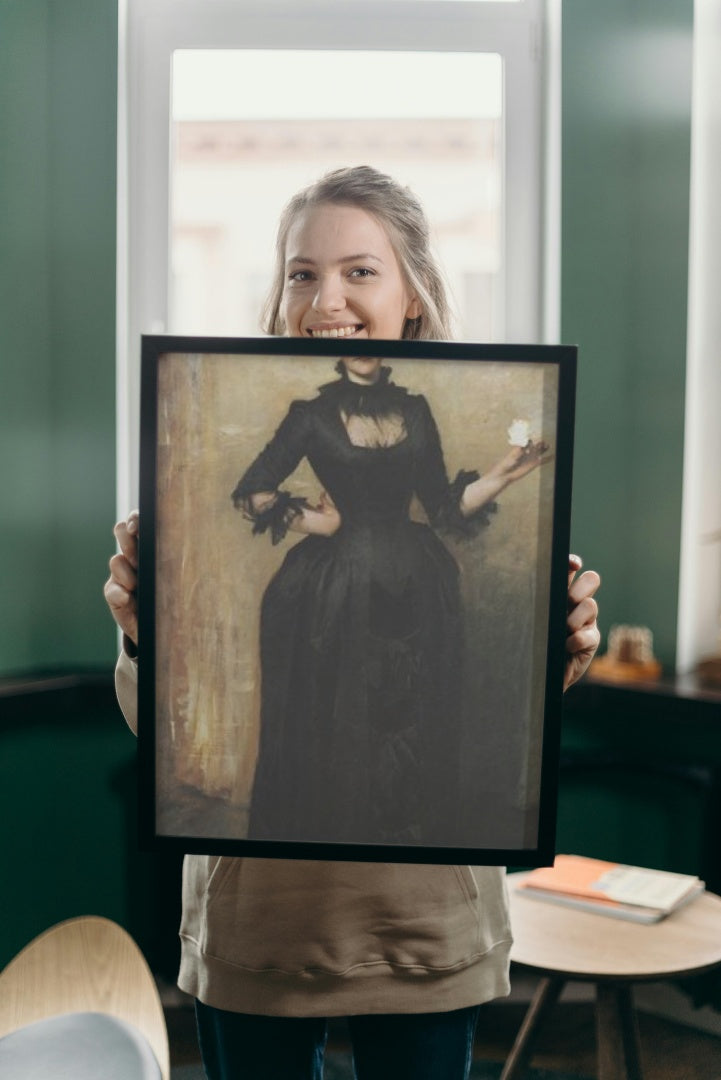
[0, 701, 134, 965]
[47, 1, 119, 667]
[559, 684, 721, 888]
[0, 0, 118, 674]
[0, 2, 55, 668]
[562, 0, 693, 669]
[0, 684, 184, 976]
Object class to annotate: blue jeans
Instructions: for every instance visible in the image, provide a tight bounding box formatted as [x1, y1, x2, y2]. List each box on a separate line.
[195, 1000, 481, 1080]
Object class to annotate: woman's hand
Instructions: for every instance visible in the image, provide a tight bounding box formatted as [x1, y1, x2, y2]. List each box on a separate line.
[564, 554, 601, 691]
[104, 510, 139, 646]
[289, 491, 342, 537]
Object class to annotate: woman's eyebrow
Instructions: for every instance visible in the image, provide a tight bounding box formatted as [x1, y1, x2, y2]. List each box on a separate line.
[338, 253, 384, 264]
[286, 253, 384, 266]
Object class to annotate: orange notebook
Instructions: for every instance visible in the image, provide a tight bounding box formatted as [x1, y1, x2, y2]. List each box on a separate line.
[518, 855, 703, 923]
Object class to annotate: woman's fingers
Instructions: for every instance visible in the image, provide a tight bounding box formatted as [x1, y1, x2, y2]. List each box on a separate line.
[103, 572, 138, 643]
[105, 512, 140, 644]
[107, 551, 137, 592]
[567, 553, 583, 585]
[568, 568, 601, 615]
[103, 572, 135, 615]
[567, 569, 601, 642]
[563, 559, 601, 690]
[566, 623, 601, 657]
[567, 592, 599, 632]
[113, 511, 139, 568]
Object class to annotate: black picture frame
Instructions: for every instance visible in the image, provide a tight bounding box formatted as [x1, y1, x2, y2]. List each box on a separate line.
[138, 335, 576, 865]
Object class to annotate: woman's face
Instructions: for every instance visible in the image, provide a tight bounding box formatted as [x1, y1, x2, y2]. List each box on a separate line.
[281, 203, 421, 381]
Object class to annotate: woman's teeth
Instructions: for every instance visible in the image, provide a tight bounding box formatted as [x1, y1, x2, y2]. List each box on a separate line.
[310, 325, 360, 338]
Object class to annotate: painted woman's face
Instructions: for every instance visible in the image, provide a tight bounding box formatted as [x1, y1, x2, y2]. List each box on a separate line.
[281, 204, 421, 382]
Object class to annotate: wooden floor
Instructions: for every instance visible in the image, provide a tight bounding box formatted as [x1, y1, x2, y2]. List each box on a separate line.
[166, 995, 721, 1079]
[474, 999, 721, 1079]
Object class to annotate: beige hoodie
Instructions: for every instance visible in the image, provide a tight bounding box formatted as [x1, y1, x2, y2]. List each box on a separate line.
[116, 650, 512, 1016]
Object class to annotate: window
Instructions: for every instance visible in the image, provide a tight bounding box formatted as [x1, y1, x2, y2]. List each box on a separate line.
[170, 49, 503, 340]
[118, 0, 556, 509]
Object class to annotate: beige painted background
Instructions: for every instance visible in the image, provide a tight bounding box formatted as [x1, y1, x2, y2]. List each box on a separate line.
[154, 351, 558, 847]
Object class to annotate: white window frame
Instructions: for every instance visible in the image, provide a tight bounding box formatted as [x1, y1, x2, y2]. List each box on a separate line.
[676, 0, 721, 674]
[117, 0, 558, 511]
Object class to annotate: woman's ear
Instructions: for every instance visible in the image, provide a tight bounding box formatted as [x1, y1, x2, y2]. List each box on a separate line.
[406, 296, 422, 320]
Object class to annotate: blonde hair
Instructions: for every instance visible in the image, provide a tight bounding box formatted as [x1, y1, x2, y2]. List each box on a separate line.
[262, 165, 453, 341]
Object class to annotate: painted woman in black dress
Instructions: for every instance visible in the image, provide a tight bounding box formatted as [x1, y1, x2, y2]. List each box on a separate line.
[231, 168, 550, 847]
[233, 364, 504, 846]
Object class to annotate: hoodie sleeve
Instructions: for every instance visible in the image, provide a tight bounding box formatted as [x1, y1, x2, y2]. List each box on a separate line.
[115, 647, 139, 736]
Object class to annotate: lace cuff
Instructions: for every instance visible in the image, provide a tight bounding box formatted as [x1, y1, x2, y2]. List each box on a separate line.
[434, 469, 498, 540]
[232, 488, 309, 545]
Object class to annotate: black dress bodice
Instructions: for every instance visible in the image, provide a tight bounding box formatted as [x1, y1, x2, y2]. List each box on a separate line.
[232, 376, 491, 540]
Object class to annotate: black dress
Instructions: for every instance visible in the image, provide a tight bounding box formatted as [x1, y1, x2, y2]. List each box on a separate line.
[232, 369, 494, 848]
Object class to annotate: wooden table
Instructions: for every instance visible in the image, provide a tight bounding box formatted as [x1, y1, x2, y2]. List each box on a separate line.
[503, 873, 721, 1080]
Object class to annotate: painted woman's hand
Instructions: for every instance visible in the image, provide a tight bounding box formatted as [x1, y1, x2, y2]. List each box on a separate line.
[104, 510, 139, 646]
[564, 554, 601, 691]
[460, 441, 552, 516]
[290, 491, 342, 537]
[487, 441, 552, 485]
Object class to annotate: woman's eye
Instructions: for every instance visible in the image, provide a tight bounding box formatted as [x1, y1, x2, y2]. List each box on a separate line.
[349, 267, 375, 279]
[288, 270, 313, 283]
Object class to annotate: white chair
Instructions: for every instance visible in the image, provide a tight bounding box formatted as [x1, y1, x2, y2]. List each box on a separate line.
[0, 915, 170, 1079]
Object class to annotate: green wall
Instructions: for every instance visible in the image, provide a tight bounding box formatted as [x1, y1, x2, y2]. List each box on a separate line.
[0, 0, 131, 968]
[563, 0, 693, 669]
[0, 0, 118, 675]
[0, 683, 183, 973]
[558, 687, 721, 884]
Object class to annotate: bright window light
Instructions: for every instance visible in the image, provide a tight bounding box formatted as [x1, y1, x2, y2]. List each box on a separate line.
[172, 50, 502, 121]
[170, 50, 504, 341]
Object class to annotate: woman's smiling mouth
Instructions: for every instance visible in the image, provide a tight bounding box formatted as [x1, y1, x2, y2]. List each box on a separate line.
[307, 324, 364, 338]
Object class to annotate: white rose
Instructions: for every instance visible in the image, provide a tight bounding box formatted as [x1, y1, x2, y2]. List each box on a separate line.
[507, 418, 531, 446]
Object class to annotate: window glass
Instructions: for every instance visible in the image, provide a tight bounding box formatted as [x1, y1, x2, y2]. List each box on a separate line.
[363, 0, 521, 3]
[170, 50, 503, 340]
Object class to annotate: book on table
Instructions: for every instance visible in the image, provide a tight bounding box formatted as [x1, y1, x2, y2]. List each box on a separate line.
[516, 854, 705, 923]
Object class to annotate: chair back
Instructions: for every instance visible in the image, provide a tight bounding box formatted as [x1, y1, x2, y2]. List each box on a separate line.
[0, 915, 170, 1080]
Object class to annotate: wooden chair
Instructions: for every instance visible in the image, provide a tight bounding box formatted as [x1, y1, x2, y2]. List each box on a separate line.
[0, 915, 169, 1079]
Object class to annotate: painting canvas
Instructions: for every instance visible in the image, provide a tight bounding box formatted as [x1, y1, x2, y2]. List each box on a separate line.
[138, 336, 576, 864]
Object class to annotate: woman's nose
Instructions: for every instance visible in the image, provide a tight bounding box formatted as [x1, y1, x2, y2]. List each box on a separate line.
[312, 274, 345, 314]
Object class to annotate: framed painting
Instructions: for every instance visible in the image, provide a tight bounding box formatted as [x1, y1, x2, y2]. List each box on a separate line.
[137, 335, 576, 864]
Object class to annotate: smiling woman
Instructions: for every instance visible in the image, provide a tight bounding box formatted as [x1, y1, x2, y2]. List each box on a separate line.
[282, 204, 421, 341]
[263, 167, 451, 341]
